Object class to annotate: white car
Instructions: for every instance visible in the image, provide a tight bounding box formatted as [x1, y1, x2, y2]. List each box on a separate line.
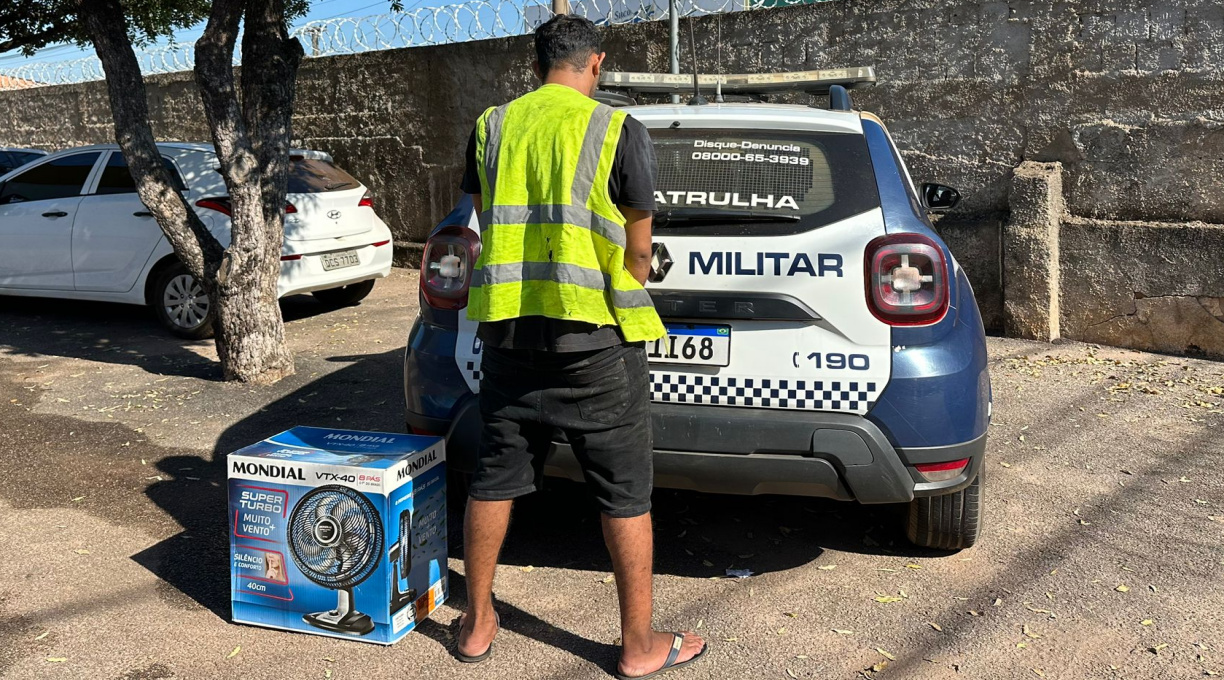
[0, 147, 47, 176]
[0, 143, 393, 338]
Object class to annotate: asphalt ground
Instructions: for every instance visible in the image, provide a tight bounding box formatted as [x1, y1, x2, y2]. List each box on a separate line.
[1, 269, 1222, 679]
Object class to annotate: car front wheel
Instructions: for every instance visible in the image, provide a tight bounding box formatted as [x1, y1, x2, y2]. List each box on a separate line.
[153, 263, 214, 339]
[312, 279, 376, 307]
[905, 470, 983, 550]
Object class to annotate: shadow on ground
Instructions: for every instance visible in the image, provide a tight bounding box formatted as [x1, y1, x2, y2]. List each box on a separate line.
[131, 341, 917, 624]
[0, 293, 339, 379]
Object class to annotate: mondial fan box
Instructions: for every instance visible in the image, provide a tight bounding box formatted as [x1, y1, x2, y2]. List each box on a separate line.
[228, 427, 447, 644]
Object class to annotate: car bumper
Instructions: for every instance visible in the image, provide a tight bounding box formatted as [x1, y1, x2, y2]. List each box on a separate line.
[277, 237, 393, 298]
[413, 397, 987, 504]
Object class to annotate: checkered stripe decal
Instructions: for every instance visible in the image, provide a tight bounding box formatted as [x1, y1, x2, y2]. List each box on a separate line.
[649, 373, 879, 413]
[465, 361, 483, 383]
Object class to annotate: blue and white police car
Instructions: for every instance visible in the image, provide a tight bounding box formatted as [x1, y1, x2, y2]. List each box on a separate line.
[404, 68, 990, 550]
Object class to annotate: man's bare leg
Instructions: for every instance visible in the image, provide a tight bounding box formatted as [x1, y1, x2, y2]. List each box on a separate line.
[603, 513, 706, 677]
[458, 498, 513, 657]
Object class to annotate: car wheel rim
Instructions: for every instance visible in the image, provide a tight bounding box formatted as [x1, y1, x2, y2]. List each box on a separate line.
[163, 273, 209, 329]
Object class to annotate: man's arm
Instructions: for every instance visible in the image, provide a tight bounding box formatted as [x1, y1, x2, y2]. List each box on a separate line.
[622, 206, 652, 286]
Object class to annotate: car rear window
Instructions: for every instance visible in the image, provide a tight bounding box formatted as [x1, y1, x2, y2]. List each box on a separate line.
[288, 158, 360, 194]
[649, 128, 880, 235]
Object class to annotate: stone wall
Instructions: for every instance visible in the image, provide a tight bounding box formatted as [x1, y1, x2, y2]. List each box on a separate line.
[2, 0, 1223, 352]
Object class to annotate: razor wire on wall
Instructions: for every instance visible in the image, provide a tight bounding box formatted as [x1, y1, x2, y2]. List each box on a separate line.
[0, 0, 831, 90]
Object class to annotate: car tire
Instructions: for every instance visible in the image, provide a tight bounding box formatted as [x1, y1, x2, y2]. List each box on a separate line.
[312, 279, 376, 307]
[152, 263, 214, 340]
[905, 470, 982, 551]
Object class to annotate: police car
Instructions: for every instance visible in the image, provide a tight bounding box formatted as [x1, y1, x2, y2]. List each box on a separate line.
[404, 68, 990, 550]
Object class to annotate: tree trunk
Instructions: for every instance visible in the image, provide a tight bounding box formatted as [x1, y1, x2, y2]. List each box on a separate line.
[193, 0, 297, 384]
[75, 0, 223, 284]
[76, 0, 296, 385]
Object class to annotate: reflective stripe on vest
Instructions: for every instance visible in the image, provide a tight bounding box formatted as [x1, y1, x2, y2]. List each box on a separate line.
[466, 84, 665, 342]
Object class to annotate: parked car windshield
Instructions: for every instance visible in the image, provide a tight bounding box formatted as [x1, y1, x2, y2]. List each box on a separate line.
[0, 151, 45, 176]
[648, 128, 880, 235]
[288, 157, 360, 194]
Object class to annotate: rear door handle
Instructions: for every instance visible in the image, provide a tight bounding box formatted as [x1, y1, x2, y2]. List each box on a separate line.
[41, 211, 68, 218]
[133, 210, 153, 217]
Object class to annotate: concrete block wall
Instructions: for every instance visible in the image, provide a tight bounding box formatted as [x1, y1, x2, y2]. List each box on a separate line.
[2, 0, 1223, 355]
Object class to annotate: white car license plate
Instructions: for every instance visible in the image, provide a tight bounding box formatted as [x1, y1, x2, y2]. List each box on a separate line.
[320, 249, 360, 271]
[647, 324, 731, 367]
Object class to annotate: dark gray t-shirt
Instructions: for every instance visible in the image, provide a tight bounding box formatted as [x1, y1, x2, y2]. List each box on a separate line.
[461, 113, 658, 352]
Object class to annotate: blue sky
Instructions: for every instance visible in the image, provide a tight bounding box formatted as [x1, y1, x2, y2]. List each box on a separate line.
[0, 0, 460, 73]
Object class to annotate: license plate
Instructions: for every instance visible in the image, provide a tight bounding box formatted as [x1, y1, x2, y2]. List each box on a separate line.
[647, 324, 731, 366]
[320, 249, 360, 271]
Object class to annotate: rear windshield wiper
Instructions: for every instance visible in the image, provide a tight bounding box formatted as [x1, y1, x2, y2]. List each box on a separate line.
[325, 180, 357, 190]
[654, 210, 802, 226]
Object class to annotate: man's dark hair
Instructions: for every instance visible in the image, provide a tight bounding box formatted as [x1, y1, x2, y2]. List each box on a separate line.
[534, 15, 601, 74]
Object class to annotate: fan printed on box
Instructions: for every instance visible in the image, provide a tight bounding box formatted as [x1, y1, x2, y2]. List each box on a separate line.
[228, 427, 447, 645]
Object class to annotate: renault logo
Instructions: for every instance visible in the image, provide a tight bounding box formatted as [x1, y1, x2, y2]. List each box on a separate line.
[649, 242, 673, 283]
[327, 209, 342, 220]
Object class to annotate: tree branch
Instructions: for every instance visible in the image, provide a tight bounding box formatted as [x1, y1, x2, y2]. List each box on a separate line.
[241, 0, 303, 230]
[74, 0, 222, 280]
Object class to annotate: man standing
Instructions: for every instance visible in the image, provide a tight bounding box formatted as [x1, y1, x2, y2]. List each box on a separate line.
[455, 14, 707, 679]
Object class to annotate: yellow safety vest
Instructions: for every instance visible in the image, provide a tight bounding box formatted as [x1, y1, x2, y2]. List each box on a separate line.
[466, 83, 665, 343]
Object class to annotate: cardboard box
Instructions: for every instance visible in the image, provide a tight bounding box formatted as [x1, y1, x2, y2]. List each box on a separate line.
[228, 427, 447, 644]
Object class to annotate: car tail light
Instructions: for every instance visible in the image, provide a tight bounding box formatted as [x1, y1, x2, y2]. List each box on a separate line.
[420, 225, 480, 310]
[196, 197, 296, 216]
[372, 240, 390, 247]
[865, 234, 948, 325]
[195, 197, 232, 216]
[914, 459, 969, 482]
[281, 254, 302, 261]
[358, 192, 374, 208]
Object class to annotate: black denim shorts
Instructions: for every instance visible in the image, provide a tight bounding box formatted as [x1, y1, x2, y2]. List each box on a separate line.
[469, 344, 653, 518]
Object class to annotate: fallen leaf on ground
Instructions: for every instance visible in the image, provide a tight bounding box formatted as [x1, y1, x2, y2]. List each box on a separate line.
[1033, 669, 1045, 677]
[1115, 585, 1130, 593]
[831, 629, 854, 635]
[876, 648, 896, 661]
[786, 670, 798, 679]
[72, 549, 90, 555]
[71, 496, 84, 502]
[1000, 462, 1012, 468]
[1141, 619, 1153, 626]
[601, 575, 615, 584]
[871, 661, 889, 673]
[905, 564, 922, 570]
[520, 565, 534, 573]
[34, 631, 49, 641]
[1023, 624, 1042, 639]
[817, 565, 837, 571]
[993, 598, 1003, 607]
[46, 658, 67, 663]
[874, 596, 905, 604]
[1150, 643, 1169, 654]
[928, 622, 943, 632]
[227, 646, 241, 659]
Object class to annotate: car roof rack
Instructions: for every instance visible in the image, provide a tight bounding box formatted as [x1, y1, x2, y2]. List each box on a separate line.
[598, 66, 876, 111]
